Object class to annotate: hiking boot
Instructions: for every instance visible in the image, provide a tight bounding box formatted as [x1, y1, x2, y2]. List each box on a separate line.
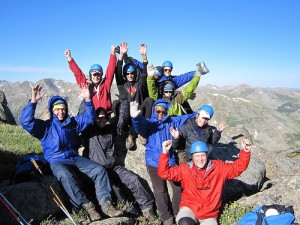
[101, 201, 123, 217]
[138, 134, 147, 146]
[163, 217, 174, 225]
[82, 202, 101, 222]
[142, 207, 157, 222]
[126, 134, 136, 150]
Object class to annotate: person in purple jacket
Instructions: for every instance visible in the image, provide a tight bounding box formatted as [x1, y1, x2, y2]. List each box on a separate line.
[20, 83, 122, 222]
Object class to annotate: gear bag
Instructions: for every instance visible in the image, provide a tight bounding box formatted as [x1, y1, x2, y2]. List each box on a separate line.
[10, 153, 50, 184]
[238, 204, 297, 225]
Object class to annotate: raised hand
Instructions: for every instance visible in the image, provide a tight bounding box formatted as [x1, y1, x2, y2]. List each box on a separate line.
[64, 49, 72, 61]
[147, 63, 155, 76]
[139, 43, 147, 57]
[30, 83, 44, 103]
[169, 127, 179, 139]
[111, 45, 116, 54]
[241, 138, 252, 152]
[162, 140, 172, 153]
[78, 83, 91, 101]
[130, 101, 141, 118]
[120, 42, 128, 54]
[217, 121, 227, 132]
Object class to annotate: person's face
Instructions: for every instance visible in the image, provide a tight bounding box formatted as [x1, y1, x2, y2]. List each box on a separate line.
[163, 67, 172, 77]
[126, 72, 135, 82]
[53, 108, 66, 121]
[192, 152, 208, 169]
[154, 106, 166, 120]
[195, 114, 210, 127]
[95, 116, 107, 128]
[164, 89, 174, 98]
[92, 72, 102, 84]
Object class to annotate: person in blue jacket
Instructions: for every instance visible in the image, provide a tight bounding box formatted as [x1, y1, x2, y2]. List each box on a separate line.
[129, 99, 194, 225]
[20, 83, 122, 222]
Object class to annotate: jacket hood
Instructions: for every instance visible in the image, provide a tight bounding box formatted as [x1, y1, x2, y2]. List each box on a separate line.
[151, 99, 170, 122]
[48, 96, 68, 117]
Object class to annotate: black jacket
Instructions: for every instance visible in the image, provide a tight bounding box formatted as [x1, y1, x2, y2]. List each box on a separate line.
[172, 117, 222, 160]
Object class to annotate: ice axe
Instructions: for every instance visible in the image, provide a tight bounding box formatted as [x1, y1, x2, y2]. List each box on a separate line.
[31, 159, 77, 225]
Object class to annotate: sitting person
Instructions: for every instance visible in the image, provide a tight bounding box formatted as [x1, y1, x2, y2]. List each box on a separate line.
[81, 107, 157, 222]
[158, 139, 252, 225]
[171, 104, 227, 163]
[20, 83, 122, 222]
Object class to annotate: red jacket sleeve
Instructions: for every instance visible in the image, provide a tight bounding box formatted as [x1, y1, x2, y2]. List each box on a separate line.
[224, 150, 251, 179]
[103, 54, 116, 89]
[158, 153, 183, 182]
[68, 58, 88, 85]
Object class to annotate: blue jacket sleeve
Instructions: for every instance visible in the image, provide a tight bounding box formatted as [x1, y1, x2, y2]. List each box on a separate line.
[172, 71, 196, 89]
[74, 101, 96, 133]
[20, 101, 47, 140]
[131, 114, 149, 137]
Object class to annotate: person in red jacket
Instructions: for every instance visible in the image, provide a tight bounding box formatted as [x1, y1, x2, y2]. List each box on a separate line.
[64, 46, 117, 115]
[158, 139, 252, 225]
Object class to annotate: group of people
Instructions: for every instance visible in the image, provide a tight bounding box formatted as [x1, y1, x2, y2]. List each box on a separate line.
[20, 42, 252, 225]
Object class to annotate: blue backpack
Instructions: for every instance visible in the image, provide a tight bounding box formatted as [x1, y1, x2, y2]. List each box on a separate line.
[238, 204, 297, 225]
[10, 153, 50, 184]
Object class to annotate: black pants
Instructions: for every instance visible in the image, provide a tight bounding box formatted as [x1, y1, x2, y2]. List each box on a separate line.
[109, 165, 154, 211]
[146, 164, 182, 221]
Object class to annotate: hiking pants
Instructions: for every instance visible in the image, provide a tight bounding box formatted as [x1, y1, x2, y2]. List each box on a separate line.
[109, 165, 154, 211]
[50, 157, 112, 208]
[146, 164, 182, 221]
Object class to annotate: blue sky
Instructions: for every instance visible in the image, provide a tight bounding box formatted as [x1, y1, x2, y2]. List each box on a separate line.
[0, 0, 299, 88]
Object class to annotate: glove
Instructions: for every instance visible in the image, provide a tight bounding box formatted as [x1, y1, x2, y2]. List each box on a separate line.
[147, 63, 155, 76]
[130, 101, 141, 118]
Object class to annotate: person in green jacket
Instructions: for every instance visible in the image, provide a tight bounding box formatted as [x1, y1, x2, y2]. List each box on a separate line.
[147, 63, 202, 116]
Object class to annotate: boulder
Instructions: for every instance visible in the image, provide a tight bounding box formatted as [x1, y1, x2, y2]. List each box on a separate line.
[0, 90, 16, 125]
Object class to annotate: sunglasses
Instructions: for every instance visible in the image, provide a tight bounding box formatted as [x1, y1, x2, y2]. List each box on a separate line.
[127, 72, 135, 75]
[155, 110, 166, 115]
[92, 73, 102, 77]
[164, 69, 172, 72]
[164, 90, 173, 94]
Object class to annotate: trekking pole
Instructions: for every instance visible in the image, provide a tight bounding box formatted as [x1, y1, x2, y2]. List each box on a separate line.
[0, 193, 30, 225]
[31, 159, 77, 225]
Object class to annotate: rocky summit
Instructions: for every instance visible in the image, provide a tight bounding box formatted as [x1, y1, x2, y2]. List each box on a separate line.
[0, 79, 299, 224]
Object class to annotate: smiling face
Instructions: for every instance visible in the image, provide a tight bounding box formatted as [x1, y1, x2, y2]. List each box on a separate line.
[163, 67, 172, 77]
[192, 152, 208, 169]
[195, 113, 210, 127]
[91, 72, 102, 84]
[53, 108, 66, 121]
[154, 105, 166, 120]
[126, 72, 136, 82]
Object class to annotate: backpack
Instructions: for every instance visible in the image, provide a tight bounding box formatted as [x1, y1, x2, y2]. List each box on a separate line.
[10, 153, 51, 184]
[238, 204, 297, 225]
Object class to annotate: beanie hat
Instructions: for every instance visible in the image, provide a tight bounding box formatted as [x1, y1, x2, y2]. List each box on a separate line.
[52, 100, 67, 112]
[164, 82, 175, 91]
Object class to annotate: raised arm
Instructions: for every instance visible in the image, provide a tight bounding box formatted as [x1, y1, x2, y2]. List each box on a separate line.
[21, 84, 46, 139]
[64, 49, 88, 85]
[102, 45, 117, 88]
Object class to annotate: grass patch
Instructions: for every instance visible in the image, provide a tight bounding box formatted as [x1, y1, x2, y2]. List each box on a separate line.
[219, 202, 253, 225]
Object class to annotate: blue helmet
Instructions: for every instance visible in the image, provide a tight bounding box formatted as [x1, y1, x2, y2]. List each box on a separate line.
[190, 141, 208, 155]
[198, 104, 214, 119]
[164, 82, 175, 91]
[154, 66, 163, 77]
[162, 61, 173, 68]
[89, 64, 103, 74]
[123, 64, 135, 75]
